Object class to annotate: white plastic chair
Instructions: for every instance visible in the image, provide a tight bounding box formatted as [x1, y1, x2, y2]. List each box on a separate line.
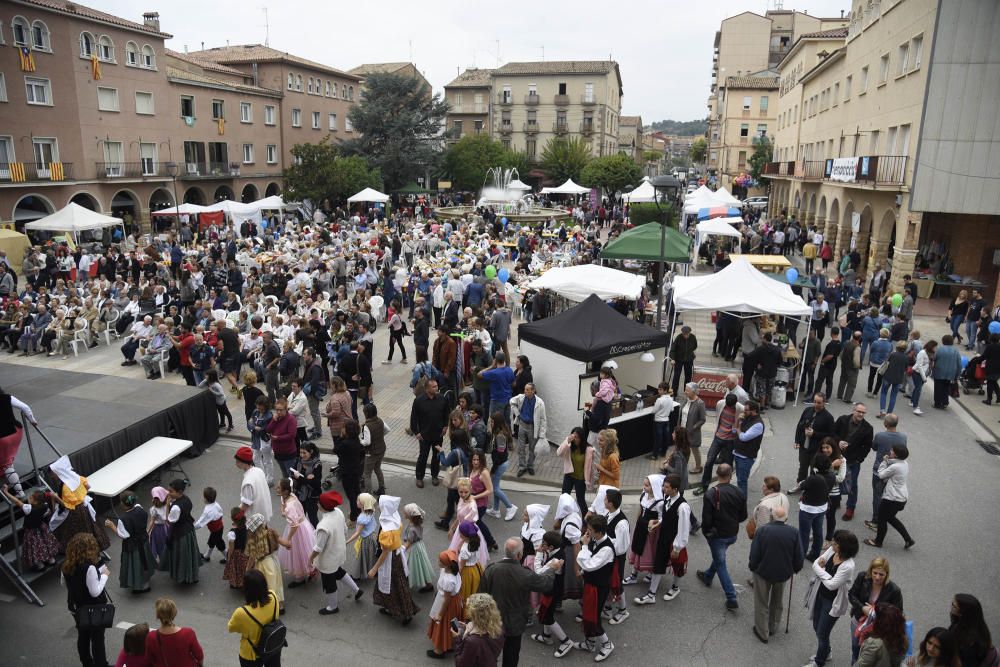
[158, 347, 171, 377]
[103, 309, 120, 345]
[67, 319, 90, 357]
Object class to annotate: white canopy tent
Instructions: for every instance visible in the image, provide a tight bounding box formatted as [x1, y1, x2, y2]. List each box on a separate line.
[23, 203, 123, 241]
[713, 187, 742, 206]
[623, 180, 657, 203]
[695, 218, 744, 253]
[528, 264, 646, 302]
[540, 178, 591, 195]
[347, 187, 390, 203]
[151, 203, 211, 216]
[506, 179, 532, 191]
[204, 199, 262, 229]
[251, 195, 290, 210]
[670, 260, 812, 405]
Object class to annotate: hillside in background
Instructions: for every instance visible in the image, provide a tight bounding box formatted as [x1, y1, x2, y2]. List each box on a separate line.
[646, 119, 707, 136]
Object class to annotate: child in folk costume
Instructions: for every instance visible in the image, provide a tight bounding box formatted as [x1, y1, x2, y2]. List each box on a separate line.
[159, 479, 201, 584]
[103, 490, 154, 593]
[309, 491, 363, 616]
[530, 530, 574, 658]
[455, 521, 485, 604]
[368, 495, 419, 624]
[590, 487, 630, 625]
[520, 503, 550, 615]
[48, 455, 110, 550]
[553, 493, 584, 603]
[623, 474, 665, 586]
[573, 514, 617, 661]
[633, 473, 691, 606]
[147, 487, 170, 564]
[1, 486, 58, 570]
[276, 478, 317, 586]
[222, 508, 249, 588]
[345, 492, 378, 581]
[402, 503, 435, 593]
[426, 550, 462, 659]
[193, 487, 225, 564]
[244, 512, 284, 613]
[448, 478, 489, 568]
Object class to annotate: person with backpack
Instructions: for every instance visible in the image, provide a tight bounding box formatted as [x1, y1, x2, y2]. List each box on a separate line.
[227, 569, 286, 667]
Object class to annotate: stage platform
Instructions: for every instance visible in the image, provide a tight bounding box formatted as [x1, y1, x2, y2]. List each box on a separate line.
[0, 363, 219, 480]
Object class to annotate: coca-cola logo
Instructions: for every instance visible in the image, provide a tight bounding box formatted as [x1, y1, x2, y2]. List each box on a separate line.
[695, 378, 728, 393]
[692, 370, 741, 405]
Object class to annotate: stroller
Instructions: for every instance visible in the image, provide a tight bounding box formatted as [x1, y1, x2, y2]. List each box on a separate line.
[959, 354, 987, 395]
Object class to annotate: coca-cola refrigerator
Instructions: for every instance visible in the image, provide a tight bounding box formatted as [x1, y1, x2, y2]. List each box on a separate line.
[691, 366, 742, 408]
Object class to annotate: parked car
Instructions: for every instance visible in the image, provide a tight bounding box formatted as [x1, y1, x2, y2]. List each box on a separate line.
[744, 196, 769, 210]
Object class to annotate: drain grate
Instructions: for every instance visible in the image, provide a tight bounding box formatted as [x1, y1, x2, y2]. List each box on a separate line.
[977, 441, 1000, 456]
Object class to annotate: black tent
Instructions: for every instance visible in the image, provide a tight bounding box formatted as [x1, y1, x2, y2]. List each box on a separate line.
[518, 294, 670, 362]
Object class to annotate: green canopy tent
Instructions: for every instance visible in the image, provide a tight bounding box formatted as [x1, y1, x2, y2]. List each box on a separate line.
[600, 223, 692, 264]
[395, 182, 432, 195]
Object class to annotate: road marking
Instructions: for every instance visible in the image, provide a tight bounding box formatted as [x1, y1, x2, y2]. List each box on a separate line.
[116, 621, 135, 630]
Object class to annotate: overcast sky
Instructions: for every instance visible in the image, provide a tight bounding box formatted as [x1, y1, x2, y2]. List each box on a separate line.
[93, 0, 851, 122]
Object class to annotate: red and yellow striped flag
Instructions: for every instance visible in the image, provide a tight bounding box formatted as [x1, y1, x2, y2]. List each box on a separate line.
[90, 54, 101, 80]
[49, 162, 64, 181]
[9, 163, 27, 182]
[217, 118, 225, 135]
[18, 47, 36, 72]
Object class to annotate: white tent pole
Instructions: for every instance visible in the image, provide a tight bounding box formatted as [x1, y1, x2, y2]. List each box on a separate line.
[792, 315, 809, 407]
[663, 307, 679, 383]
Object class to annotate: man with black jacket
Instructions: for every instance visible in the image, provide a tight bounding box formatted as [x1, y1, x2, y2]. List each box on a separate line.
[791, 392, 836, 491]
[834, 403, 874, 521]
[410, 306, 430, 363]
[748, 506, 803, 643]
[669, 326, 698, 396]
[813, 327, 842, 398]
[408, 379, 449, 488]
[734, 401, 765, 497]
[752, 333, 783, 409]
[696, 464, 747, 610]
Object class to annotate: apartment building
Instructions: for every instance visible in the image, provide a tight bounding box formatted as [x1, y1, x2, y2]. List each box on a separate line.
[707, 10, 847, 189]
[443, 68, 494, 141]
[348, 61, 431, 97]
[618, 115, 643, 163]
[188, 44, 362, 165]
[444, 61, 623, 166]
[766, 0, 1000, 299]
[715, 75, 777, 193]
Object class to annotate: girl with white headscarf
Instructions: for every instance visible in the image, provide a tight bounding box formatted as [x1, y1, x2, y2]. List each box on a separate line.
[48, 455, 110, 551]
[623, 474, 665, 585]
[554, 493, 583, 601]
[368, 495, 418, 624]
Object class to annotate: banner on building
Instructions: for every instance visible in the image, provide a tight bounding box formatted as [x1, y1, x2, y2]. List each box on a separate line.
[830, 157, 860, 183]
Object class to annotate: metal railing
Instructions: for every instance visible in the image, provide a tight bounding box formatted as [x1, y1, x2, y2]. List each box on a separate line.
[0, 162, 75, 182]
[524, 94, 539, 105]
[180, 161, 241, 178]
[580, 95, 596, 105]
[95, 161, 165, 179]
[523, 121, 539, 133]
[552, 122, 569, 134]
[579, 121, 595, 135]
[554, 94, 570, 106]
[800, 160, 825, 180]
[497, 94, 513, 105]
[856, 155, 907, 185]
[498, 122, 513, 135]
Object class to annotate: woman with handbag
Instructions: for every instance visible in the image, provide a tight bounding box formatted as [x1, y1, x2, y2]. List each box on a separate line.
[848, 557, 904, 664]
[866, 329, 892, 399]
[802, 529, 859, 667]
[63, 532, 112, 667]
[143, 597, 204, 667]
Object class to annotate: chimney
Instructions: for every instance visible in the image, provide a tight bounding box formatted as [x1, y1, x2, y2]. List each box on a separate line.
[142, 12, 160, 31]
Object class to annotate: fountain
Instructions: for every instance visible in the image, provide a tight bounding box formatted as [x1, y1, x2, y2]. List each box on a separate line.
[435, 166, 572, 223]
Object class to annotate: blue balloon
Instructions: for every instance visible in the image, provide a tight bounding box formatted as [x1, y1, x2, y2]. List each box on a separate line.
[785, 267, 799, 283]
[961, 355, 969, 369]
[498, 268, 510, 282]
[501, 217, 508, 226]
[990, 320, 1000, 335]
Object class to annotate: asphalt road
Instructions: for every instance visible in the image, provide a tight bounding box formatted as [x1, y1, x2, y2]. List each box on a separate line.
[1, 396, 998, 667]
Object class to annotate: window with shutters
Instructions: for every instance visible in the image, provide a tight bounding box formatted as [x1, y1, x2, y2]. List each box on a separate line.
[97, 87, 119, 112]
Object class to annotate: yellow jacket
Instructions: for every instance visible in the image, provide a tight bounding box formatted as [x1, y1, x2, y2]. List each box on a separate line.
[227, 591, 279, 661]
[803, 242, 817, 259]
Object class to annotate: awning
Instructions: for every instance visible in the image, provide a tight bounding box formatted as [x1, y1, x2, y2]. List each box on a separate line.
[347, 187, 390, 203]
[528, 264, 646, 302]
[600, 223, 692, 263]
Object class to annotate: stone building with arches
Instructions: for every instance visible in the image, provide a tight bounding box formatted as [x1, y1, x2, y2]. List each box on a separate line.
[766, 0, 1000, 302]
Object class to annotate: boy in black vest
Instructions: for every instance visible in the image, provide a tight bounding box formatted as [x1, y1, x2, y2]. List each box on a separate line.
[574, 514, 616, 661]
[603, 489, 631, 625]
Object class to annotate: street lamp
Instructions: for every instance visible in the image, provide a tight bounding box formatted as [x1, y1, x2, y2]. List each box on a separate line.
[165, 161, 180, 235]
[649, 174, 681, 331]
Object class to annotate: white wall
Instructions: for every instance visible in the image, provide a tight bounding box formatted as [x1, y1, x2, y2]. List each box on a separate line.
[611, 350, 664, 395]
[520, 340, 587, 442]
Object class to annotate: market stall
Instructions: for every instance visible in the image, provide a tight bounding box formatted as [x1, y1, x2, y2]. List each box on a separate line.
[517, 294, 670, 458]
[671, 259, 813, 407]
[23, 203, 124, 244]
[695, 218, 743, 254]
[527, 263, 646, 302]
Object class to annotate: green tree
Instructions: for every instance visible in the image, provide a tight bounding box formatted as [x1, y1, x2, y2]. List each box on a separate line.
[748, 135, 773, 184]
[539, 136, 592, 183]
[342, 72, 449, 190]
[642, 150, 664, 163]
[580, 153, 643, 197]
[689, 137, 707, 164]
[282, 138, 382, 204]
[441, 135, 508, 191]
[628, 202, 677, 226]
[501, 149, 530, 180]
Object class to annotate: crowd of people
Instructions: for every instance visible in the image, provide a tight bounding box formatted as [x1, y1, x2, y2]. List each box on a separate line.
[0, 195, 997, 667]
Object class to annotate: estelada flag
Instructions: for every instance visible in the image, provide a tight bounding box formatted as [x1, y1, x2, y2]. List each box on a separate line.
[90, 54, 102, 80]
[18, 47, 36, 72]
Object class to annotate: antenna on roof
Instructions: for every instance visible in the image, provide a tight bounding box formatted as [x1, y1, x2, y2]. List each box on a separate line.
[262, 7, 270, 47]
[409, 40, 413, 63]
[496, 40, 500, 67]
[540, 46, 544, 61]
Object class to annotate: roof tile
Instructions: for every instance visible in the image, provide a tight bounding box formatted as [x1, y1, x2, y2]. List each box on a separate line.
[188, 44, 360, 80]
[444, 68, 495, 88]
[724, 75, 779, 89]
[20, 0, 171, 37]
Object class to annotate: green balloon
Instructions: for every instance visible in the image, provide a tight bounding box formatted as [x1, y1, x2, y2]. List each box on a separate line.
[891, 293, 903, 308]
[485, 265, 497, 278]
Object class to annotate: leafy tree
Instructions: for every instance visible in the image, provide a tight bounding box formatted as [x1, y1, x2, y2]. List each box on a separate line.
[642, 150, 664, 163]
[282, 138, 382, 204]
[647, 119, 708, 135]
[628, 202, 677, 226]
[539, 136, 592, 183]
[748, 135, 773, 184]
[689, 137, 707, 164]
[342, 72, 449, 190]
[580, 153, 643, 197]
[440, 136, 530, 191]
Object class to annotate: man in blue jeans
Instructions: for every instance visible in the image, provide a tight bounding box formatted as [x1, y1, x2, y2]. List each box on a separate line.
[733, 401, 764, 497]
[696, 464, 747, 610]
[832, 403, 873, 521]
[693, 393, 740, 496]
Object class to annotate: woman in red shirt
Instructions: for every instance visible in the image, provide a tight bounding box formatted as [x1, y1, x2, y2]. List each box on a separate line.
[144, 597, 204, 667]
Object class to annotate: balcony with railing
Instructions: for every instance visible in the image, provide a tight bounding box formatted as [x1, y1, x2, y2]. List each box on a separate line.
[0, 162, 74, 183]
[762, 161, 795, 177]
[579, 121, 595, 135]
[854, 155, 907, 186]
[95, 161, 167, 179]
[763, 156, 907, 186]
[180, 161, 242, 178]
[554, 94, 570, 106]
[498, 121, 513, 135]
[497, 93, 513, 106]
[797, 160, 825, 180]
[523, 121, 539, 134]
[580, 95, 596, 105]
[524, 94, 539, 105]
[552, 121, 569, 135]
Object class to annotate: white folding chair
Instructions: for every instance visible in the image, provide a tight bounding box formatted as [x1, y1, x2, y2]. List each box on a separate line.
[103, 309, 120, 345]
[67, 319, 90, 357]
[158, 347, 170, 378]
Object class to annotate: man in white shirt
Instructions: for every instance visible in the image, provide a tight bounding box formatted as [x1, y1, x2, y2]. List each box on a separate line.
[235, 446, 272, 522]
[652, 382, 677, 459]
[634, 473, 690, 606]
[121, 315, 154, 366]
